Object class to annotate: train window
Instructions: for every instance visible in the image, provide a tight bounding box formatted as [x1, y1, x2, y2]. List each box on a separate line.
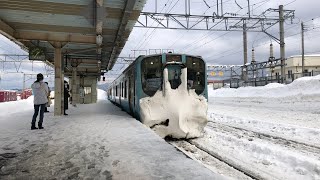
[141, 55, 162, 96]
[122, 82, 124, 98]
[124, 80, 127, 99]
[121, 82, 124, 97]
[167, 65, 182, 89]
[186, 56, 206, 95]
[166, 54, 182, 62]
[116, 85, 118, 96]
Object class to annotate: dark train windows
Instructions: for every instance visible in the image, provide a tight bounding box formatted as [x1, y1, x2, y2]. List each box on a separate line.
[166, 54, 182, 62]
[141, 55, 162, 96]
[186, 56, 206, 95]
[124, 80, 127, 99]
[121, 82, 124, 97]
[167, 65, 182, 89]
[115, 85, 118, 96]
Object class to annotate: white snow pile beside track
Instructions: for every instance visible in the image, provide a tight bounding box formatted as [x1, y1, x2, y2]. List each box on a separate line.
[209, 75, 320, 98]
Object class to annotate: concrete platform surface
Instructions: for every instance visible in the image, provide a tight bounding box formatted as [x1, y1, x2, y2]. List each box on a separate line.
[0, 100, 224, 179]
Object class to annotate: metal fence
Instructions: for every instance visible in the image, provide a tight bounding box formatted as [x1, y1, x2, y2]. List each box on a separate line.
[287, 70, 320, 83]
[219, 70, 320, 88]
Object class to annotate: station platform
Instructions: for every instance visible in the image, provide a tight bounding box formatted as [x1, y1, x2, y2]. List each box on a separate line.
[0, 99, 224, 179]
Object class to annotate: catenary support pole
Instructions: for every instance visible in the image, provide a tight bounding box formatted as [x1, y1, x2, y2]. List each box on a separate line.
[279, 5, 286, 83]
[243, 22, 248, 81]
[301, 22, 305, 76]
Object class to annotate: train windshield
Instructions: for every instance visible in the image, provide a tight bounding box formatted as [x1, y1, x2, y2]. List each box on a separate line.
[166, 54, 182, 62]
[186, 56, 206, 94]
[141, 56, 162, 96]
[167, 64, 183, 89]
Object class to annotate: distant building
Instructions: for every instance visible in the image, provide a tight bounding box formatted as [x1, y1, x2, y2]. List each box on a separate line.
[266, 54, 320, 81]
[207, 80, 225, 89]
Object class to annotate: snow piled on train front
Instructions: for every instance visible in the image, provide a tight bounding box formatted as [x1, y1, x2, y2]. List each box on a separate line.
[140, 68, 208, 139]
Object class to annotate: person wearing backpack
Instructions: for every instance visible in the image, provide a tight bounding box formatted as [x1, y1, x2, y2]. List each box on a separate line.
[31, 73, 49, 130]
[44, 82, 51, 113]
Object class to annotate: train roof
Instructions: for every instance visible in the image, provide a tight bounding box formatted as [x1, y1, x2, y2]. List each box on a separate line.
[140, 53, 203, 59]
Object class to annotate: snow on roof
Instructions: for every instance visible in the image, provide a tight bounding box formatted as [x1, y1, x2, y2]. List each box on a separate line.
[288, 54, 320, 58]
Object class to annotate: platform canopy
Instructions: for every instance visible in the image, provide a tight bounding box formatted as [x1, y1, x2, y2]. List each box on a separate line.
[0, 0, 146, 76]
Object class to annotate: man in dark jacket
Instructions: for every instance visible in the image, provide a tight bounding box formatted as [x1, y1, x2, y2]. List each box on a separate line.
[64, 80, 70, 115]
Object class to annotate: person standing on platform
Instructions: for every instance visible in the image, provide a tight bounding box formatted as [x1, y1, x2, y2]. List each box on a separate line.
[44, 82, 51, 113]
[31, 73, 48, 130]
[64, 80, 70, 115]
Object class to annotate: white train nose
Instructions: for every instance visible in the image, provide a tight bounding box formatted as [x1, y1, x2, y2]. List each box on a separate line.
[140, 67, 208, 139]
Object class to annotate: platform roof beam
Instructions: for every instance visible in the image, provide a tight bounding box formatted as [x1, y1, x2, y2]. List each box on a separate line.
[107, 0, 137, 70]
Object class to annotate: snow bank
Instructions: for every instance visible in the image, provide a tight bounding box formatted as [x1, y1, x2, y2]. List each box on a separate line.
[0, 96, 34, 118]
[209, 75, 320, 98]
[97, 89, 107, 100]
[140, 68, 208, 139]
[0, 89, 106, 118]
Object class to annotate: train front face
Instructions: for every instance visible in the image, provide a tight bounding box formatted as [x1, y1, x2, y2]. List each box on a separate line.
[138, 53, 208, 139]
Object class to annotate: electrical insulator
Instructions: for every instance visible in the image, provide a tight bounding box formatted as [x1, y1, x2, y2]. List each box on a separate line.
[270, 43, 274, 58]
[251, 48, 255, 63]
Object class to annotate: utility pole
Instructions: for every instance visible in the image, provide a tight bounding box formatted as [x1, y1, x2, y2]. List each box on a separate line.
[230, 66, 233, 87]
[301, 22, 305, 76]
[243, 22, 248, 81]
[247, 0, 251, 18]
[185, 0, 190, 15]
[279, 5, 286, 83]
[155, 0, 157, 13]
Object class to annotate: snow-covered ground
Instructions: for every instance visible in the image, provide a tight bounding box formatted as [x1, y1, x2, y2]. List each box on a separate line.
[197, 75, 320, 179]
[0, 90, 221, 179]
[1, 75, 320, 179]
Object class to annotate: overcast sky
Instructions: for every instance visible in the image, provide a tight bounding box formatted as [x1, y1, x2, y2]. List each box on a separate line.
[111, 0, 320, 75]
[1, 0, 320, 89]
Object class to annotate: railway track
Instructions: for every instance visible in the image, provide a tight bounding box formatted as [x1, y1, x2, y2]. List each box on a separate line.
[207, 121, 320, 154]
[169, 140, 261, 180]
[168, 120, 320, 180]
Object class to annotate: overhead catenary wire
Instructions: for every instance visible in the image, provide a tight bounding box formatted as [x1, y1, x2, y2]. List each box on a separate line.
[148, 0, 253, 54]
[168, 7, 212, 49]
[284, 0, 296, 6]
[134, 0, 171, 50]
[134, 0, 319, 66]
[206, 13, 320, 63]
[139, 0, 180, 50]
[207, 27, 320, 64]
[175, 0, 238, 53]
[179, 0, 272, 54]
[167, 0, 231, 50]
